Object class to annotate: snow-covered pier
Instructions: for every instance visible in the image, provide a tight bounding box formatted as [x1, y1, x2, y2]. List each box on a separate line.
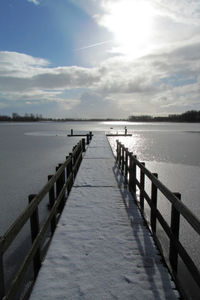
[30, 134, 179, 299]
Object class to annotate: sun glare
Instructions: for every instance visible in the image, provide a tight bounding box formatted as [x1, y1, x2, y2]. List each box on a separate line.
[102, 0, 155, 57]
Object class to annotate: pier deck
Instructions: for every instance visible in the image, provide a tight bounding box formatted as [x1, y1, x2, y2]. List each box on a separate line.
[30, 134, 179, 300]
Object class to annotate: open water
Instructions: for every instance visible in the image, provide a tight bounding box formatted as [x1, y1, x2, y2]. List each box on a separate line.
[0, 121, 200, 298]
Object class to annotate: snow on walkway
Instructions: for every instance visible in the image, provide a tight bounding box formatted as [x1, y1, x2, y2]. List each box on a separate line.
[30, 134, 179, 300]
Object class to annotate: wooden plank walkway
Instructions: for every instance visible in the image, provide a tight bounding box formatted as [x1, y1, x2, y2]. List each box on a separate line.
[30, 134, 179, 300]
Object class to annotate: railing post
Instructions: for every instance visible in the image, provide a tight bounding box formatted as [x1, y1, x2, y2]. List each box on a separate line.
[116, 140, 119, 163]
[76, 142, 82, 173]
[71, 129, 73, 136]
[124, 148, 128, 184]
[48, 175, 56, 235]
[0, 252, 5, 300]
[73, 152, 78, 177]
[73, 146, 78, 177]
[56, 166, 62, 203]
[169, 192, 181, 274]
[117, 142, 120, 166]
[131, 155, 137, 194]
[79, 142, 83, 166]
[60, 163, 66, 185]
[119, 143, 122, 168]
[67, 154, 73, 192]
[121, 146, 125, 174]
[56, 164, 65, 212]
[71, 153, 74, 186]
[66, 155, 70, 195]
[89, 131, 92, 140]
[128, 153, 133, 192]
[86, 134, 89, 145]
[75, 143, 80, 172]
[127, 152, 130, 185]
[150, 173, 158, 234]
[29, 194, 41, 279]
[140, 162, 145, 212]
[82, 138, 86, 152]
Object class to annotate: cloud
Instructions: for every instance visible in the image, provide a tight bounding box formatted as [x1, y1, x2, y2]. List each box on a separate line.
[68, 91, 125, 118]
[27, 0, 40, 5]
[0, 52, 100, 92]
[151, 0, 200, 25]
[1, 38, 200, 117]
[56, 98, 80, 112]
[0, 52, 101, 115]
[0, 51, 49, 78]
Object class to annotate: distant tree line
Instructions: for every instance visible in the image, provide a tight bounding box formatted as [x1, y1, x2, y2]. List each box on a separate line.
[0, 113, 43, 122]
[128, 110, 200, 122]
[1, 110, 200, 122]
[0, 113, 123, 122]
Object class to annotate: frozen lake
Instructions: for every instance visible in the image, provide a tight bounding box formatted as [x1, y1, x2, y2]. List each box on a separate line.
[0, 121, 200, 298]
[1, 121, 200, 231]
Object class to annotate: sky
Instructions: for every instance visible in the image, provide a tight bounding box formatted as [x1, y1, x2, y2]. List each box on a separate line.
[0, 0, 200, 119]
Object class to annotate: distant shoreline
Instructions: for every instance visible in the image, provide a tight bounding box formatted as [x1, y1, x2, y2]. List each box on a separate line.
[0, 110, 200, 123]
[1, 119, 200, 123]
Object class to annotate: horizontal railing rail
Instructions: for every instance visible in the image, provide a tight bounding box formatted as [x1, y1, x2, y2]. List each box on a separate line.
[0, 133, 92, 300]
[116, 140, 200, 299]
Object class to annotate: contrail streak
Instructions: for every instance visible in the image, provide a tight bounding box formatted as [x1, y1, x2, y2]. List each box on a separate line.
[74, 40, 113, 51]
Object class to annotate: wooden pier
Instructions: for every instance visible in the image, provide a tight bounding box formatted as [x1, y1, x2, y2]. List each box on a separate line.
[106, 133, 132, 136]
[67, 129, 93, 138]
[29, 134, 180, 299]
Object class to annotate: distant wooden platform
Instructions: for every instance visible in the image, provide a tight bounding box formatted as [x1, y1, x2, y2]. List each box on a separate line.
[106, 134, 132, 136]
[67, 134, 87, 137]
[68, 134, 93, 137]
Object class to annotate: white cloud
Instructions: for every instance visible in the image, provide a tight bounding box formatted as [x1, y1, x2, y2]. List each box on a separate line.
[151, 0, 200, 25]
[27, 0, 40, 5]
[0, 51, 49, 78]
[57, 98, 81, 111]
[0, 52, 101, 93]
[1, 39, 200, 117]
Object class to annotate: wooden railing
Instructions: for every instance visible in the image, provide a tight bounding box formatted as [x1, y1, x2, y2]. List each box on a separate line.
[0, 134, 92, 300]
[116, 140, 200, 298]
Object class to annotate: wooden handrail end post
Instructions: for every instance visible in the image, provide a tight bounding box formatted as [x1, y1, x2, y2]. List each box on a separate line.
[169, 192, 181, 274]
[150, 173, 158, 234]
[28, 194, 41, 279]
[140, 162, 145, 212]
[82, 138, 86, 152]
